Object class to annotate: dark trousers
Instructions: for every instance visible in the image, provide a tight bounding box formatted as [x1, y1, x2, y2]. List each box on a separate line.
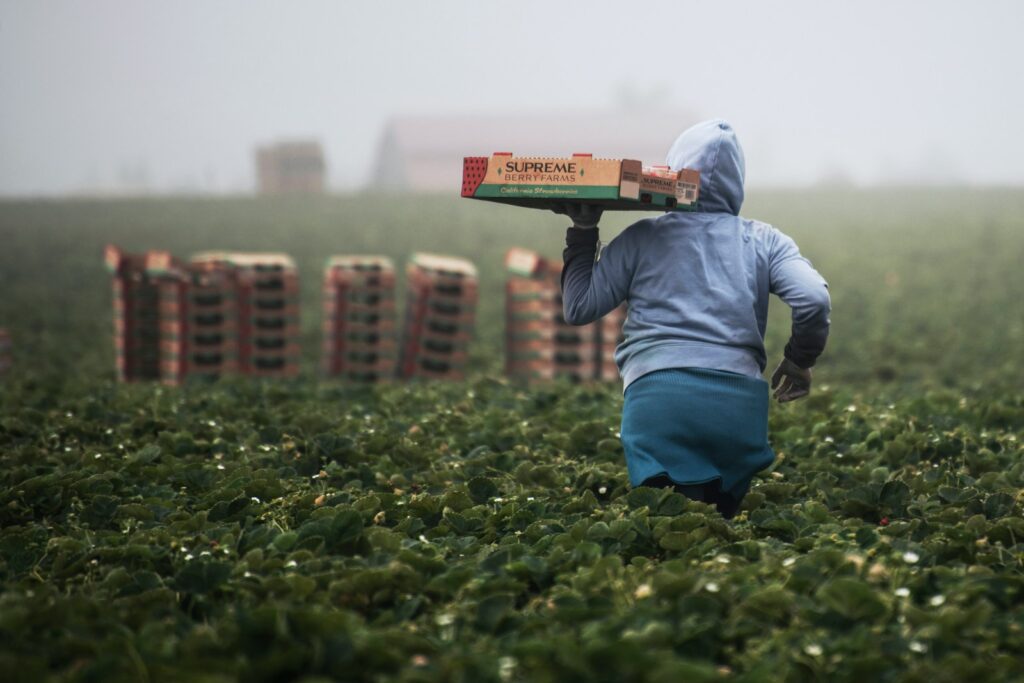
[641, 474, 742, 519]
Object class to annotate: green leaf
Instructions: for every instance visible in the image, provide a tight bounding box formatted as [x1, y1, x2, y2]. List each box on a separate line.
[207, 496, 250, 522]
[467, 476, 498, 504]
[115, 503, 154, 521]
[816, 577, 889, 621]
[656, 491, 688, 516]
[442, 508, 475, 535]
[271, 532, 298, 553]
[983, 492, 1015, 519]
[130, 444, 162, 464]
[0, 526, 48, 575]
[296, 509, 364, 554]
[659, 531, 691, 551]
[327, 509, 364, 550]
[740, 586, 795, 624]
[938, 485, 974, 504]
[570, 541, 602, 565]
[81, 495, 119, 528]
[625, 487, 661, 510]
[879, 479, 910, 511]
[855, 526, 879, 548]
[475, 593, 515, 632]
[175, 561, 231, 594]
[480, 547, 515, 574]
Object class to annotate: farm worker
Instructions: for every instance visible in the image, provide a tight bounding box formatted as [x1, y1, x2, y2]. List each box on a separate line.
[555, 119, 831, 519]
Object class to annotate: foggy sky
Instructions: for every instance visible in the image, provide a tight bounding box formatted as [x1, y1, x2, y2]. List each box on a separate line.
[1, 0, 1022, 196]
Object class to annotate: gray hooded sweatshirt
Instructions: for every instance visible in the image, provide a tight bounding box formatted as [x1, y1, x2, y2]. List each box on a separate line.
[561, 119, 831, 389]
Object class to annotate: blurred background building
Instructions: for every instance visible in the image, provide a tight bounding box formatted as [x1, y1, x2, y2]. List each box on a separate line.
[255, 141, 326, 195]
[1, 2, 1020, 196]
[370, 110, 696, 192]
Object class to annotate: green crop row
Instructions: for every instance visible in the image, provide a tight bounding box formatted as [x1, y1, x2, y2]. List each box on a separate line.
[0, 190, 1022, 681]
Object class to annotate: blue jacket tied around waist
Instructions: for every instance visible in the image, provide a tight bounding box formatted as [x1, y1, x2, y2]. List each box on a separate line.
[560, 119, 831, 499]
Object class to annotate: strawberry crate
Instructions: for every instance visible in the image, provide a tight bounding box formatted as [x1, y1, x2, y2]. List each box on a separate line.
[321, 255, 398, 381]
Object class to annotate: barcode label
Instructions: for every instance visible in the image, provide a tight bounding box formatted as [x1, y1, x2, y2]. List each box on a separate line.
[677, 182, 698, 203]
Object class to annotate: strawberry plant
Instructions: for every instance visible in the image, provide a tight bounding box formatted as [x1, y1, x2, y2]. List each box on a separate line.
[0, 190, 1022, 681]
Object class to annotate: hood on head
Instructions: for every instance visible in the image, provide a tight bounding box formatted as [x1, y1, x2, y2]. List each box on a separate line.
[665, 119, 745, 215]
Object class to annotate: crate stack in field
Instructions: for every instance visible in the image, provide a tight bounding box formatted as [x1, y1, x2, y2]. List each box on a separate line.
[190, 253, 301, 378]
[597, 305, 627, 381]
[106, 246, 302, 384]
[504, 247, 625, 382]
[0, 328, 11, 376]
[160, 254, 240, 384]
[106, 245, 168, 382]
[321, 256, 398, 382]
[236, 254, 301, 378]
[399, 253, 478, 380]
[505, 247, 599, 381]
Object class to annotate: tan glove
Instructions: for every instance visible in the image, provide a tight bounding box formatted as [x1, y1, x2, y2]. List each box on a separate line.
[771, 357, 812, 403]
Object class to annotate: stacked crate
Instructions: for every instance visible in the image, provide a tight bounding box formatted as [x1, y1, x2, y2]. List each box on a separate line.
[236, 255, 301, 378]
[106, 245, 164, 382]
[597, 305, 627, 381]
[505, 247, 626, 382]
[321, 256, 398, 382]
[159, 255, 240, 385]
[399, 253, 478, 380]
[505, 248, 599, 381]
[190, 252, 301, 378]
[0, 328, 11, 376]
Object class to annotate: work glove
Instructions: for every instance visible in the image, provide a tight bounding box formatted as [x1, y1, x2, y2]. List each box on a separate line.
[771, 357, 812, 403]
[551, 202, 603, 229]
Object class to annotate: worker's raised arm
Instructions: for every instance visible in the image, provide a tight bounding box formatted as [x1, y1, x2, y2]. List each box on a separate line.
[769, 229, 831, 369]
[556, 204, 633, 326]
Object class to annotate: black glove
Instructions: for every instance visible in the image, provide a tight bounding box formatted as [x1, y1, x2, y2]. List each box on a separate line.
[771, 357, 812, 403]
[550, 202, 603, 229]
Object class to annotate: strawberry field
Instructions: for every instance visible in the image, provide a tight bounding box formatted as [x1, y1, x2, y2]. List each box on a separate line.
[1, 190, 1023, 682]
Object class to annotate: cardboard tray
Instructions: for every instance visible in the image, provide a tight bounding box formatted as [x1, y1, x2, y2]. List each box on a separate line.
[462, 153, 700, 211]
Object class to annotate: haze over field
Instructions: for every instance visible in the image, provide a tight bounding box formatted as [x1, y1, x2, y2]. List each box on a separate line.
[1, 0, 1021, 196]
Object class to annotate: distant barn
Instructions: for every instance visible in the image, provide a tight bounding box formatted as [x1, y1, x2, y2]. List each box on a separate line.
[370, 110, 698, 192]
[255, 141, 326, 195]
